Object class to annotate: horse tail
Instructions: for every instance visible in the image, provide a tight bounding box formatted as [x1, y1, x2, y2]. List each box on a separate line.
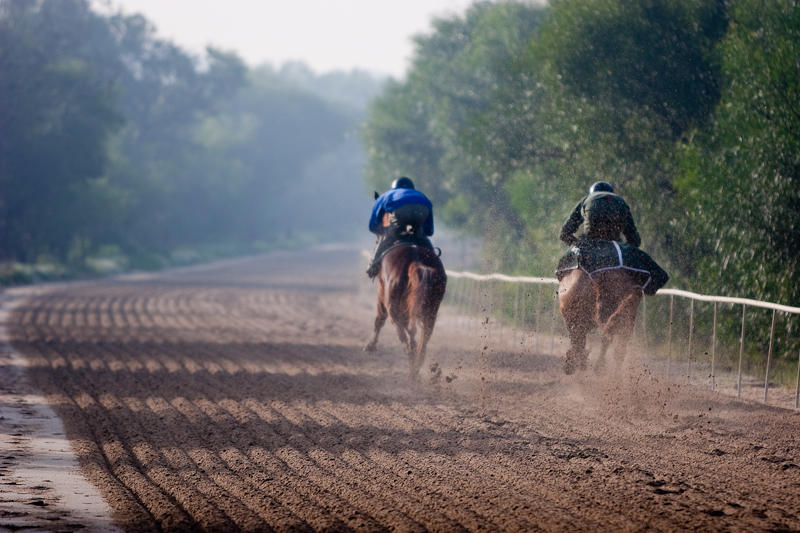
[408, 262, 446, 337]
[409, 265, 432, 323]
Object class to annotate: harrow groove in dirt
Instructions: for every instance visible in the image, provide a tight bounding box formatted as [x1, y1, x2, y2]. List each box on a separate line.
[2, 246, 800, 532]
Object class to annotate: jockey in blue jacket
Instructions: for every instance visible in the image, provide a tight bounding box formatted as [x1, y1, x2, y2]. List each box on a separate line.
[366, 177, 434, 278]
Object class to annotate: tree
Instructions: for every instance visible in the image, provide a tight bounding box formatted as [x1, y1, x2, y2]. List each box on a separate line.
[363, 0, 727, 273]
[524, 0, 727, 272]
[1, 0, 371, 272]
[363, 2, 547, 268]
[676, 0, 800, 305]
[0, 0, 124, 263]
[193, 68, 354, 244]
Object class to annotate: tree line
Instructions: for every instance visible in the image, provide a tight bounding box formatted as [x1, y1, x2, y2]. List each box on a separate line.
[363, 0, 799, 368]
[363, 0, 799, 358]
[0, 0, 381, 278]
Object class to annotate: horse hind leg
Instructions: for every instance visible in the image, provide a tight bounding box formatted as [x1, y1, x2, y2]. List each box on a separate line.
[601, 292, 641, 367]
[560, 303, 590, 375]
[407, 270, 444, 381]
[413, 308, 442, 381]
[399, 325, 420, 381]
[407, 321, 418, 352]
[564, 321, 590, 375]
[596, 333, 612, 371]
[389, 304, 414, 360]
[559, 271, 594, 375]
[364, 298, 388, 352]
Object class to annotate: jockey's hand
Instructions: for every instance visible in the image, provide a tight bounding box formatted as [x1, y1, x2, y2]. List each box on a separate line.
[560, 233, 577, 246]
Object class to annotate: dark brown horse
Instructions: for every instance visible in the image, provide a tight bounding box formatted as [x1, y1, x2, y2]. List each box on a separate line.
[364, 244, 447, 379]
[557, 268, 642, 374]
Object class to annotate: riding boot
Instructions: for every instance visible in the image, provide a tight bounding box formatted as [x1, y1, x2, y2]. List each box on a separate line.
[366, 261, 381, 279]
[366, 234, 390, 278]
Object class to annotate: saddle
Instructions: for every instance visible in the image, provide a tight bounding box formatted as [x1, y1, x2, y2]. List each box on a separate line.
[556, 239, 669, 295]
[375, 234, 436, 264]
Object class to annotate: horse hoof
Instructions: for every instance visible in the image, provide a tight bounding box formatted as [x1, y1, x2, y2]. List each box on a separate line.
[578, 350, 588, 371]
[563, 358, 576, 375]
[364, 343, 377, 352]
[594, 358, 606, 371]
[429, 362, 442, 384]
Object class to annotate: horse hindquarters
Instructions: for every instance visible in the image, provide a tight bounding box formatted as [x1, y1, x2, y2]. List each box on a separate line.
[600, 290, 641, 364]
[386, 274, 412, 349]
[586, 269, 643, 369]
[558, 270, 595, 374]
[366, 270, 410, 353]
[407, 263, 446, 376]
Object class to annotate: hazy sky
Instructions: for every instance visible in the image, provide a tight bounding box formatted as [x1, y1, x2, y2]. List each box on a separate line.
[93, 0, 480, 78]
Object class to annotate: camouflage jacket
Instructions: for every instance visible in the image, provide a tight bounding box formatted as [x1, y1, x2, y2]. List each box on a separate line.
[559, 192, 641, 247]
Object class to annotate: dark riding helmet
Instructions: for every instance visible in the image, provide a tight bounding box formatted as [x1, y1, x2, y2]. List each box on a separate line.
[589, 181, 614, 194]
[392, 176, 415, 189]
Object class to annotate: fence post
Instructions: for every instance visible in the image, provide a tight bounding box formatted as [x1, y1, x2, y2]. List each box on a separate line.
[534, 286, 542, 352]
[466, 280, 477, 330]
[453, 279, 463, 328]
[463, 281, 469, 326]
[471, 280, 482, 330]
[641, 297, 649, 362]
[667, 295, 674, 379]
[486, 281, 495, 345]
[795, 348, 800, 409]
[764, 309, 776, 404]
[738, 305, 747, 398]
[549, 288, 557, 355]
[711, 302, 717, 391]
[460, 279, 469, 322]
[687, 299, 694, 384]
[512, 283, 521, 347]
[520, 288, 530, 348]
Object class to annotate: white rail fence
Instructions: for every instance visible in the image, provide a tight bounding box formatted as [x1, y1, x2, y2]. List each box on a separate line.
[443, 270, 800, 410]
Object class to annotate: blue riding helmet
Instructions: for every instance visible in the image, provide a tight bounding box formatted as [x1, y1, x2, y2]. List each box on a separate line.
[589, 181, 614, 194]
[392, 176, 415, 189]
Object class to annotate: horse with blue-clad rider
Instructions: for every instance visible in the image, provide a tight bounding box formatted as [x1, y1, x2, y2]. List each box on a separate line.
[364, 177, 446, 380]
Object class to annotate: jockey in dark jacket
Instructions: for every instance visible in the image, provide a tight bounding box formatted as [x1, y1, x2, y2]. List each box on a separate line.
[366, 177, 434, 278]
[560, 181, 641, 247]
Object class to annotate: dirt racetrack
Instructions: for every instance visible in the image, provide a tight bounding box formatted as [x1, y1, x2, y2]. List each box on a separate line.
[3, 245, 800, 532]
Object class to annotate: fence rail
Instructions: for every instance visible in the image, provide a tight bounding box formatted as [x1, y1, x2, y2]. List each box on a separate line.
[447, 270, 558, 285]
[444, 269, 800, 410]
[658, 288, 800, 314]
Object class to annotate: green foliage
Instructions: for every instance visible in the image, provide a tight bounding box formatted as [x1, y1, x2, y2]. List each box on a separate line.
[0, 0, 379, 279]
[268, 61, 385, 113]
[677, 0, 800, 306]
[363, 0, 800, 364]
[526, 0, 727, 272]
[364, 0, 726, 274]
[363, 2, 547, 269]
[673, 0, 800, 357]
[191, 68, 355, 244]
[0, 0, 124, 262]
[538, 0, 725, 136]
